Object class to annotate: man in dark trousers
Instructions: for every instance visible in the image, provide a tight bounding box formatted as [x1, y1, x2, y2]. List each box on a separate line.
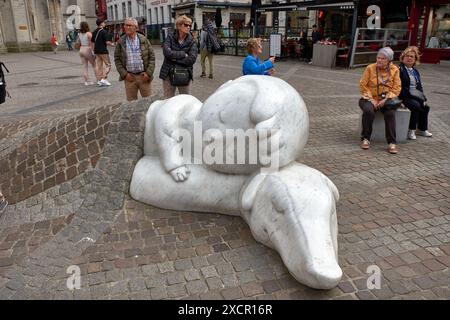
[91, 18, 114, 86]
[309, 24, 322, 63]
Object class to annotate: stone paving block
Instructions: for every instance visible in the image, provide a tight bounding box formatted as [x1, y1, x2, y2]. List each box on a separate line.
[338, 281, 356, 293]
[167, 283, 187, 298]
[186, 279, 208, 295]
[200, 290, 223, 300]
[145, 273, 167, 288]
[241, 282, 264, 297]
[236, 270, 257, 284]
[167, 271, 186, 285]
[157, 261, 174, 274]
[398, 252, 421, 264]
[421, 259, 446, 271]
[183, 269, 200, 282]
[206, 277, 224, 291]
[395, 266, 417, 278]
[413, 277, 438, 290]
[221, 287, 244, 300]
[107, 280, 129, 296]
[174, 259, 193, 271]
[191, 256, 208, 269]
[221, 274, 238, 288]
[141, 264, 158, 276]
[150, 286, 168, 300]
[356, 290, 377, 300]
[201, 266, 219, 279]
[215, 262, 234, 276]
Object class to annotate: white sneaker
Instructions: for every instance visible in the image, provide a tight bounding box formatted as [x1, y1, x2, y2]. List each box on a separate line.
[97, 80, 104, 86]
[84, 81, 94, 86]
[101, 79, 111, 86]
[407, 130, 416, 140]
[417, 130, 432, 137]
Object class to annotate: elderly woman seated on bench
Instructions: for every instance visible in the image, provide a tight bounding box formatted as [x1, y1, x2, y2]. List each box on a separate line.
[359, 47, 402, 154]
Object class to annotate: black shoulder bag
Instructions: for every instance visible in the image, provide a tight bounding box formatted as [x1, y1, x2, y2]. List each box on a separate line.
[376, 66, 401, 110]
[407, 68, 426, 102]
[0, 62, 10, 105]
[169, 42, 193, 87]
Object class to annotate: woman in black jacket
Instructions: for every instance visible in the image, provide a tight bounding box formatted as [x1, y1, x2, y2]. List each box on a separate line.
[399, 46, 432, 140]
[159, 15, 198, 98]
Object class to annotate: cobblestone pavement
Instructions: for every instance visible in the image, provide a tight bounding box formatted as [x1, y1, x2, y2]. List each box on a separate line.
[0, 49, 449, 299]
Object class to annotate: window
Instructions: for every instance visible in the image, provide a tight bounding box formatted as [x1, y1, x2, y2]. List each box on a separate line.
[155, 8, 159, 25]
[114, 5, 118, 21]
[425, 5, 450, 49]
[122, 3, 126, 19]
[160, 7, 164, 24]
[168, 5, 172, 22]
[148, 9, 152, 25]
[128, 1, 132, 17]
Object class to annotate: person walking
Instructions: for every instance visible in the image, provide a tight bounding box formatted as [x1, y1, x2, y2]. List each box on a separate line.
[66, 33, 73, 51]
[78, 22, 96, 86]
[92, 18, 114, 87]
[399, 46, 433, 140]
[359, 47, 402, 154]
[200, 20, 219, 79]
[242, 38, 275, 76]
[114, 17, 155, 101]
[50, 34, 59, 54]
[159, 15, 198, 98]
[309, 25, 321, 63]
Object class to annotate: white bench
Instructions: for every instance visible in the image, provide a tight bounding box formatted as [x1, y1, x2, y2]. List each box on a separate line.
[358, 107, 411, 143]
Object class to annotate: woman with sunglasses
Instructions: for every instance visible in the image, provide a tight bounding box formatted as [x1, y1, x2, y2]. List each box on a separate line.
[242, 38, 275, 76]
[159, 15, 198, 98]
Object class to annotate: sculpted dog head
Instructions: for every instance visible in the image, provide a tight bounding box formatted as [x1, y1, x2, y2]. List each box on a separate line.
[196, 76, 309, 174]
[240, 162, 342, 289]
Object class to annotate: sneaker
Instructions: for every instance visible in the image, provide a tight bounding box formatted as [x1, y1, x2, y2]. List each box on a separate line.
[407, 130, 416, 140]
[417, 130, 432, 137]
[200, 73, 206, 78]
[97, 80, 104, 86]
[0, 199, 8, 214]
[101, 79, 111, 86]
[360, 139, 370, 150]
[388, 143, 398, 154]
[208, 74, 213, 79]
[84, 81, 94, 86]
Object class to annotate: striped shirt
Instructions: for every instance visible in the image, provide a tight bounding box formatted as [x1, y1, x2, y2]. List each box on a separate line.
[125, 35, 144, 73]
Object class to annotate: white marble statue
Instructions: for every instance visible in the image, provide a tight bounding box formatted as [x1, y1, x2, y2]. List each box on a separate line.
[130, 76, 342, 289]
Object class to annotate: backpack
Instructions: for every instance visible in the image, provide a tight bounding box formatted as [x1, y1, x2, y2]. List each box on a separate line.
[0, 62, 10, 105]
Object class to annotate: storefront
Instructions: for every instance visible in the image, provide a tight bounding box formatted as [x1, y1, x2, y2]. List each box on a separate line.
[409, 0, 450, 63]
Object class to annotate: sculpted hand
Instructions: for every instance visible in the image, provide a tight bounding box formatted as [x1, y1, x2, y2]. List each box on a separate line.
[169, 165, 191, 182]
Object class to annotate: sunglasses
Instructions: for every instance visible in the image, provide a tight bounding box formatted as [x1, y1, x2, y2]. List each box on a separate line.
[183, 23, 192, 28]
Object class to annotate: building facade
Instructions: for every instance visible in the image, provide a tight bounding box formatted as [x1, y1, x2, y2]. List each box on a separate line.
[61, 0, 98, 37]
[106, 0, 148, 39]
[0, 0, 64, 52]
[0, 0, 100, 53]
[171, 0, 252, 30]
[409, 0, 450, 63]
